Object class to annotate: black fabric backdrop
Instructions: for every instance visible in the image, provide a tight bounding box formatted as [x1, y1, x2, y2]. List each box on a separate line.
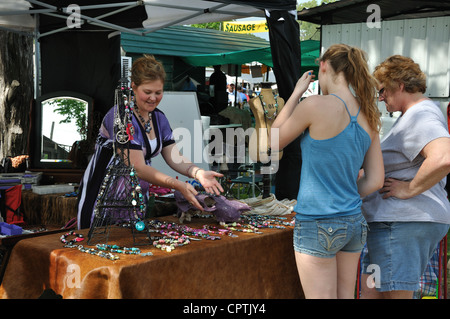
[266, 10, 302, 200]
[40, 32, 121, 116]
[213, 0, 296, 10]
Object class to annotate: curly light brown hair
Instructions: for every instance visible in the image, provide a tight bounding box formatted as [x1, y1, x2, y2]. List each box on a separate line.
[130, 54, 166, 86]
[373, 55, 427, 94]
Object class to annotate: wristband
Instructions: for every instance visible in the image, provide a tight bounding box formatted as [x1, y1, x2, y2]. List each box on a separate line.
[194, 168, 204, 180]
[186, 164, 196, 178]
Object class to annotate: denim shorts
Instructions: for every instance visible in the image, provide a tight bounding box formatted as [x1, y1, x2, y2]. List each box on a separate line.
[360, 221, 449, 292]
[293, 213, 368, 258]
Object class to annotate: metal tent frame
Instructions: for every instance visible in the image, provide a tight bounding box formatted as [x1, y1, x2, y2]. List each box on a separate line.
[0, 0, 287, 38]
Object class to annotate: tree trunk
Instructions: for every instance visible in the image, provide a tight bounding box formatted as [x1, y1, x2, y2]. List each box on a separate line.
[0, 30, 34, 160]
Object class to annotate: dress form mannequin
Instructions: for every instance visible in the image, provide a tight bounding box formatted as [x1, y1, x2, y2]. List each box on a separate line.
[249, 87, 284, 163]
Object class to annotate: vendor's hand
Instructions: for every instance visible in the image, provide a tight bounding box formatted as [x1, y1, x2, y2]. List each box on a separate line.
[379, 178, 413, 200]
[177, 181, 203, 211]
[295, 70, 315, 95]
[196, 169, 224, 195]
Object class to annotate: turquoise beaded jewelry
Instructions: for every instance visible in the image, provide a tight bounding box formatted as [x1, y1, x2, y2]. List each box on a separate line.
[258, 94, 279, 120]
[77, 245, 119, 261]
[96, 244, 141, 255]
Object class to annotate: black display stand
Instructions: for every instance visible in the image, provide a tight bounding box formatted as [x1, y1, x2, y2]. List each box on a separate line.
[87, 86, 148, 246]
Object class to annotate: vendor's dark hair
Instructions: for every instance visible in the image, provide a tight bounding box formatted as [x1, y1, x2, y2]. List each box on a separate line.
[320, 44, 381, 133]
[131, 54, 166, 85]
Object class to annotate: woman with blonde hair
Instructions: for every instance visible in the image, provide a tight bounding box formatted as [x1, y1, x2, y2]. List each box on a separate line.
[272, 44, 384, 298]
[360, 55, 450, 299]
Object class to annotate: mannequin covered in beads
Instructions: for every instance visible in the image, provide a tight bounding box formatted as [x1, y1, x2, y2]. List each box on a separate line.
[249, 87, 284, 163]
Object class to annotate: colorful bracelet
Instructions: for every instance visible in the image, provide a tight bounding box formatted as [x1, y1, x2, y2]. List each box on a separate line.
[60, 230, 84, 246]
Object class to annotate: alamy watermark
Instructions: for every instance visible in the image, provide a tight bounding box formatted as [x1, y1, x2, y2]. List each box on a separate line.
[66, 4, 81, 29]
[65, 263, 81, 289]
[366, 4, 382, 29]
[171, 121, 280, 174]
[365, 263, 381, 289]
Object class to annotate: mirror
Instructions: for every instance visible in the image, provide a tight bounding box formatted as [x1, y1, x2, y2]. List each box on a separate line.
[33, 91, 93, 169]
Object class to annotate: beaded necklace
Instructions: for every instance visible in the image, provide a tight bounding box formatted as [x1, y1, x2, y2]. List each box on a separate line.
[223, 222, 263, 234]
[241, 214, 292, 229]
[77, 245, 120, 260]
[258, 93, 279, 120]
[146, 219, 222, 241]
[64, 244, 154, 260]
[96, 244, 141, 255]
[60, 230, 84, 246]
[93, 165, 146, 229]
[135, 104, 152, 133]
[153, 235, 190, 252]
[114, 89, 135, 144]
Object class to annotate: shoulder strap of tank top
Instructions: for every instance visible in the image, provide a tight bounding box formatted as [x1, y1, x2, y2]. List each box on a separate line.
[329, 93, 361, 121]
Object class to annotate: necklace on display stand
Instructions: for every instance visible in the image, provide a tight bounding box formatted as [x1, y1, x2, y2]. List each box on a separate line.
[114, 88, 135, 144]
[258, 93, 279, 120]
[87, 86, 148, 246]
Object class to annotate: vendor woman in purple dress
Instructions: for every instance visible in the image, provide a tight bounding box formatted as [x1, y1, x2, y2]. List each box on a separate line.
[77, 55, 223, 228]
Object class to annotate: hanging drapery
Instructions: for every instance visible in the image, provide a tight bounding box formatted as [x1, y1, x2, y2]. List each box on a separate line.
[266, 9, 302, 200]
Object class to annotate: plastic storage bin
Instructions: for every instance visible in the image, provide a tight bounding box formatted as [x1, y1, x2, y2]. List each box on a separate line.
[0, 222, 22, 236]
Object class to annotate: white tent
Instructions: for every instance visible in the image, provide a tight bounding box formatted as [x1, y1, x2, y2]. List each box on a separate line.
[0, 0, 291, 36]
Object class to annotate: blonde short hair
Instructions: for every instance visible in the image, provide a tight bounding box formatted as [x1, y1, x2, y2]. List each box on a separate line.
[130, 54, 166, 86]
[373, 55, 426, 94]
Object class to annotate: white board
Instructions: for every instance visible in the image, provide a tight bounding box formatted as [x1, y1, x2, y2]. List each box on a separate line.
[151, 91, 210, 182]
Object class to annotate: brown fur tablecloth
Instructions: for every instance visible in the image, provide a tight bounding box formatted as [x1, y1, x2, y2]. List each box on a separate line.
[21, 190, 78, 226]
[0, 214, 303, 299]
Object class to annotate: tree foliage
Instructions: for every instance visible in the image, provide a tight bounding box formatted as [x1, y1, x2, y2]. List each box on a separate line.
[47, 98, 88, 140]
[298, 0, 338, 41]
[190, 22, 222, 30]
[190, 1, 338, 42]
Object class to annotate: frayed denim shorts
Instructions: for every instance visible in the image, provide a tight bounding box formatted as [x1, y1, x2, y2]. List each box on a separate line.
[293, 213, 368, 258]
[360, 221, 449, 292]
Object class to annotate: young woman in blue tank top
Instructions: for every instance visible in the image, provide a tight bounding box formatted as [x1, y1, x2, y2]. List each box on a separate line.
[272, 44, 385, 298]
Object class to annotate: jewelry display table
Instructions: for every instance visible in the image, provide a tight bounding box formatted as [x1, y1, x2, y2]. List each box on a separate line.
[0, 214, 303, 299]
[0, 226, 68, 287]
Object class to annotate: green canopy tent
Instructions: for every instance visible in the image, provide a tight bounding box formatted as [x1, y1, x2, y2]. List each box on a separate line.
[121, 26, 319, 74]
[182, 39, 319, 75]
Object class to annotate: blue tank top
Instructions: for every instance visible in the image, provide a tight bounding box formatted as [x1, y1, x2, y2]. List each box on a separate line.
[294, 94, 371, 221]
